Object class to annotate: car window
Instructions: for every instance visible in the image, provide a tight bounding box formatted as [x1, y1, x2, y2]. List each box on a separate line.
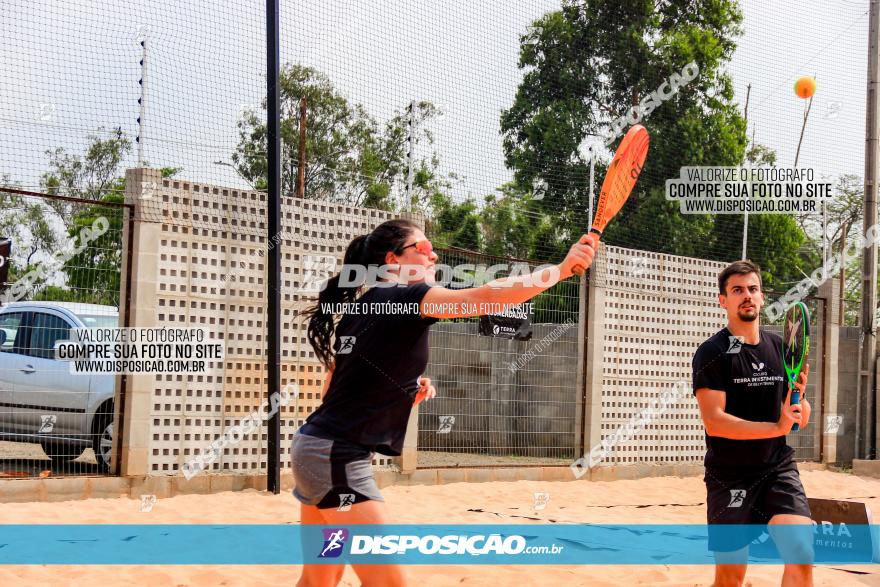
[26, 313, 72, 360]
[0, 312, 24, 353]
[79, 314, 119, 329]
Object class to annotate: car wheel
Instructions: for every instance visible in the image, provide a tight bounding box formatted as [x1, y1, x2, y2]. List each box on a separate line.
[92, 416, 113, 473]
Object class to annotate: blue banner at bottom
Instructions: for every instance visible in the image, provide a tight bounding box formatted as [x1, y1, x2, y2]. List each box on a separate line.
[0, 524, 877, 565]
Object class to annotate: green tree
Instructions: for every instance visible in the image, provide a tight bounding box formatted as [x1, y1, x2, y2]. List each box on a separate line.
[744, 215, 814, 293]
[41, 128, 131, 231]
[0, 176, 60, 276]
[62, 167, 181, 305]
[712, 141, 810, 292]
[62, 178, 125, 306]
[500, 0, 747, 259]
[471, 182, 559, 261]
[11, 132, 180, 305]
[798, 174, 867, 325]
[33, 130, 132, 304]
[428, 194, 482, 250]
[233, 64, 445, 210]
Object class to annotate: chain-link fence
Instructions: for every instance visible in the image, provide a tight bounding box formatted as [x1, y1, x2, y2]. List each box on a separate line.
[417, 246, 582, 467]
[1, 0, 875, 480]
[0, 188, 129, 477]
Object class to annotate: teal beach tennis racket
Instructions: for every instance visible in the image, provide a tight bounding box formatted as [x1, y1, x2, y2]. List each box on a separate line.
[781, 302, 810, 432]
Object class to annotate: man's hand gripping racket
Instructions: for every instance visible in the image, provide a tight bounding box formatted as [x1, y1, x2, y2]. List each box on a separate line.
[781, 302, 811, 432]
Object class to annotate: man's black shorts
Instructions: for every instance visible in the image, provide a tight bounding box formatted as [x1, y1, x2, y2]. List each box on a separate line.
[705, 460, 811, 552]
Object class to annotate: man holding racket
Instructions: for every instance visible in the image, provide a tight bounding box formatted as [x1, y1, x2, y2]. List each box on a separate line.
[692, 260, 813, 587]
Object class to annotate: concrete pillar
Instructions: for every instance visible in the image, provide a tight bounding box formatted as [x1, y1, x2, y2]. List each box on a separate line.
[819, 278, 841, 464]
[398, 408, 419, 474]
[115, 167, 163, 477]
[582, 245, 606, 477]
[574, 271, 587, 461]
[396, 209, 425, 474]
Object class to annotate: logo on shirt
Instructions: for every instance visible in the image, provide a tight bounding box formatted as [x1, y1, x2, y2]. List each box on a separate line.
[338, 493, 355, 512]
[733, 365, 784, 387]
[337, 336, 356, 354]
[726, 336, 744, 354]
[727, 489, 746, 508]
[319, 528, 349, 558]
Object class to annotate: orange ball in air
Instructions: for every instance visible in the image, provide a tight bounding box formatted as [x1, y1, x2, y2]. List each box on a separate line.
[794, 76, 816, 99]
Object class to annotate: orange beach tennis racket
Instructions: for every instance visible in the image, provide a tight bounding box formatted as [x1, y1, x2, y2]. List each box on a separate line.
[573, 124, 650, 276]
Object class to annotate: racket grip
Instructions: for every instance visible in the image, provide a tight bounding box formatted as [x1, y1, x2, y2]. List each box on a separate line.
[790, 390, 800, 432]
[572, 229, 603, 276]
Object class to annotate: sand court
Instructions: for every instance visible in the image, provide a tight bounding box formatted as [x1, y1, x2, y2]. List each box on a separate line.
[0, 468, 878, 586]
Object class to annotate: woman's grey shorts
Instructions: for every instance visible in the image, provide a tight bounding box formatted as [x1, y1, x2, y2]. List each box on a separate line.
[291, 432, 384, 509]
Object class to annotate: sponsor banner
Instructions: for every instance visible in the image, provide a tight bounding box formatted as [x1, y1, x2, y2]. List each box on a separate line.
[479, 302, 533, 340]
[0, 524, 875, 564]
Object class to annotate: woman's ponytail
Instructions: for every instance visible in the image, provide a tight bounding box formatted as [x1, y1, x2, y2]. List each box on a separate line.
[301, 219, 418, 369]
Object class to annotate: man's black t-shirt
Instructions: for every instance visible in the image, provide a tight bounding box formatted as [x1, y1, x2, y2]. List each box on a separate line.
[302, 282, 438, 456]
[692, 327, 793, 476]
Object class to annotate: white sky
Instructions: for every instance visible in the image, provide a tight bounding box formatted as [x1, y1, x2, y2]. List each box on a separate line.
[0, 0, 871, 199]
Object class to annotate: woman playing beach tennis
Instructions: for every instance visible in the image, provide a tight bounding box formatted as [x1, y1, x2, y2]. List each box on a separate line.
[293, 218, 597, 587]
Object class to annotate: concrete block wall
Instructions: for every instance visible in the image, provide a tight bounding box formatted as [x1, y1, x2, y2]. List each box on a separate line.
[120, 168, 846, 480]
[588, 245, 728, 467]
[124, 169, 400, 476]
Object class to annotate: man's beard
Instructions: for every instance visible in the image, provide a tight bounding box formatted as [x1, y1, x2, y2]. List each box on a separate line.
[737, 306, 758, 322]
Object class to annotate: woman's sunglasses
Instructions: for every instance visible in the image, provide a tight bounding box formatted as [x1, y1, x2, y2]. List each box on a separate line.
[397, 239, 433, 255]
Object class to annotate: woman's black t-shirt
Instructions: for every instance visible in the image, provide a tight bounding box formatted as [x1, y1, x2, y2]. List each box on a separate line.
[302, 282, 438, 456]
[691, 327, 794, 477]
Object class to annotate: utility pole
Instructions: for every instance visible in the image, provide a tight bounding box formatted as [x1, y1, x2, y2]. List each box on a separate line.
[840, 220, 850, 323]
[588, 144, 596, 221]
[296, 97, 307, 199]
[406, 100, 416, 210]
[858, 0, 880, 459]
[265, 0, 282, 493]
[742, 84, 751, 260]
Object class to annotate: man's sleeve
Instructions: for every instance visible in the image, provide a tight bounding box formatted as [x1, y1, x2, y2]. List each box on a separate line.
[692, 342, 728, 395]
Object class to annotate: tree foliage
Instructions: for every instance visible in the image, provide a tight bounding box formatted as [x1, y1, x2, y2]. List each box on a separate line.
[499, 0, 748, 259]
[40, 128, 131, 231]
[233, 64, 447, 211]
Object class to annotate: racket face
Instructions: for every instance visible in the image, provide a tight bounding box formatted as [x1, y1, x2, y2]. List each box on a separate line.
[591, 124, 650, 234]
[782, 302, 810, 384]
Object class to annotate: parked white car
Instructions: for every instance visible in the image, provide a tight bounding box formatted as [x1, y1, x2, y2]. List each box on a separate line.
[0, 301, 117, 471]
